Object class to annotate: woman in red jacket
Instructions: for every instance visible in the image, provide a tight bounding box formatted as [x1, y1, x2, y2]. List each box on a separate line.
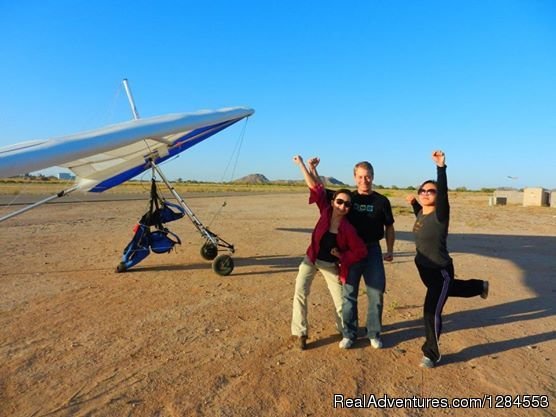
[291, 155, 367, 350]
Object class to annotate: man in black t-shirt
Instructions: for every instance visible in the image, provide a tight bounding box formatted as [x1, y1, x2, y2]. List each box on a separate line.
[310, 158, 395, 349]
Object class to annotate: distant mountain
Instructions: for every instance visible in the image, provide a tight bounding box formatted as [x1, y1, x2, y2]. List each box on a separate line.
[321, 176, 346, 186]
[233, 174, 270, 184]
[233, 173, 347, 186]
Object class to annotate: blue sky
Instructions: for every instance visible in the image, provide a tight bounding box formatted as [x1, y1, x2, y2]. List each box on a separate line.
[1, 1, 555, 189]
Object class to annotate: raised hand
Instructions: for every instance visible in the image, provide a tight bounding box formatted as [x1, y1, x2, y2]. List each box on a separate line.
[432, 150, 445, 167]
[293, 155, 304, 165]
[405, 194, 417, 205]
[307, 157, 320, 170]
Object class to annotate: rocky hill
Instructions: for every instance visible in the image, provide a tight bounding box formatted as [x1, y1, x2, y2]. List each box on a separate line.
[321, 176, 346, 186]
[233, 173, 347, 186]
[233, 174, 270, 184]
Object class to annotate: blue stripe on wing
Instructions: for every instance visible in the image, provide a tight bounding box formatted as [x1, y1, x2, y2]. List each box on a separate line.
[89, 118, 240, 192]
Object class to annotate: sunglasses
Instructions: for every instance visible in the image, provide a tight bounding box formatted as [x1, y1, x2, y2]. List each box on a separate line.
[334, 198, 352, 208]
[418, 188, 437, 195]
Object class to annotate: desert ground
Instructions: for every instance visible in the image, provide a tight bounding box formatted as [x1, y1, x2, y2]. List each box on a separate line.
[0, 189, 554, 417]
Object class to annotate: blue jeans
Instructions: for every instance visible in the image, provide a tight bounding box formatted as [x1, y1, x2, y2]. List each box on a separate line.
[342, 242, 385, 340]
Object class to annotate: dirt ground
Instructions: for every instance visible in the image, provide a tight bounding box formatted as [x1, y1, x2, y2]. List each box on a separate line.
[1, 191, 555, 417]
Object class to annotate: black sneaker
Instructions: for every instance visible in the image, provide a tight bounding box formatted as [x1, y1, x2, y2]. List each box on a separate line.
[481, 281, 489, 299]
[420, 356, 435, 368]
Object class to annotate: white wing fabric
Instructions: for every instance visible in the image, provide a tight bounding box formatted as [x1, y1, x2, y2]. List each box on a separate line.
[0, 107, 254, 192]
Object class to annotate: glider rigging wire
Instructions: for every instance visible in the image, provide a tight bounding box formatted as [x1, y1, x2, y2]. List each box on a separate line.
[220, 116, 249, 183]
[207, 117, 250, 228]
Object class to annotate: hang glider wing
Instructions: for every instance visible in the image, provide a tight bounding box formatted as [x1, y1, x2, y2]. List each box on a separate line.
[0, 107, 254, 192]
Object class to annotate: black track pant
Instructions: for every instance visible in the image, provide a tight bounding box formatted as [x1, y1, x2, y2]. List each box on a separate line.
[415, 262, 484, 363]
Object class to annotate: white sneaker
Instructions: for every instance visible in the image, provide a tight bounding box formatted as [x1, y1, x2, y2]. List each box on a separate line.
[369, 336, 383, 349]
[339, 338, 353, 349]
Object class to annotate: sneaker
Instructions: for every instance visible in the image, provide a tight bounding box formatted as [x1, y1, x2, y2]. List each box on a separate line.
[339, 338, 353, 349]
[420, 356, 435, 368]
[298, 335, 307, 350]
[481, 281, 489, 299]
[369, 336, 383, 349]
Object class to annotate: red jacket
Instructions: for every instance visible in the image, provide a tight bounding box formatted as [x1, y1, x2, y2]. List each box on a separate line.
[305, 184, 367, 283]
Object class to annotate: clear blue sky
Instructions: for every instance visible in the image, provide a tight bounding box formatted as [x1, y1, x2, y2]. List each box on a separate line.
[1, 1, 555, 190]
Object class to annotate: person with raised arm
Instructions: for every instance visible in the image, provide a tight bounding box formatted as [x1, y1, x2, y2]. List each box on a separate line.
[406, 150, 489, 368]
[290, 155, 367, 350]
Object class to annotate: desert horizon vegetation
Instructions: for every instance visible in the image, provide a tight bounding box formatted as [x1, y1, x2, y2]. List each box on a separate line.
[0, 174, 502, 195]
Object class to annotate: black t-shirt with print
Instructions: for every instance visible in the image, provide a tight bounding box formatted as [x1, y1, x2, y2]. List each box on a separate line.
[349, 191, 394, 243]
[327, 189, 394, 244]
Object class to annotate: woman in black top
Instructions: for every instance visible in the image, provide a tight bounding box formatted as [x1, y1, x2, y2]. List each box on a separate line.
[406, 150, 489, 368]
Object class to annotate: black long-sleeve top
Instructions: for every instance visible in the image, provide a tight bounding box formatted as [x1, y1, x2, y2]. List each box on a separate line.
[410, 166, 452, 268]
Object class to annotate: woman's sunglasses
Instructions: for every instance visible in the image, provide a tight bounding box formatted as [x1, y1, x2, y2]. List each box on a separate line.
[418, 188, 437, 196]
[334, 198, 352, 208]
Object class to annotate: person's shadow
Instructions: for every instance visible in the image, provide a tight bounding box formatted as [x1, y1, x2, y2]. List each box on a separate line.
[387, 230, 556, 364]
[229, 228, 315, 276]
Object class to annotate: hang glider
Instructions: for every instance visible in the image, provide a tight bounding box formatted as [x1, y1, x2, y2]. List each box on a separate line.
[0, 80, 254, 275]
[0, 107, 254, 192]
